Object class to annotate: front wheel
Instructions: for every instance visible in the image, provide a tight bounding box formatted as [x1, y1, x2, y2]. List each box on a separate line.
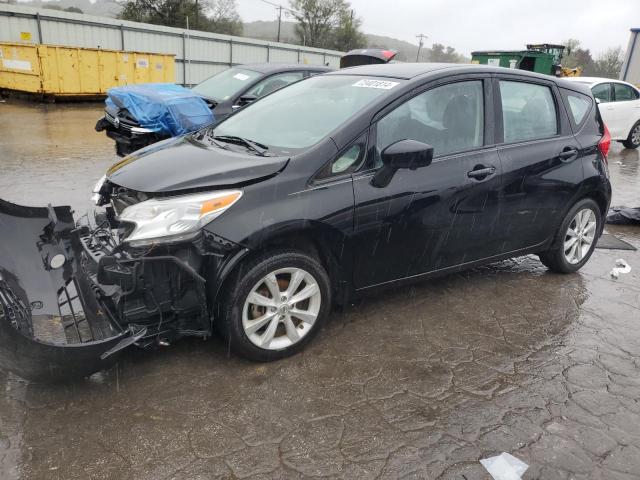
[622, 121, 640, 149]
[538, 199, 602, 273]
[217, 250, 332, 361]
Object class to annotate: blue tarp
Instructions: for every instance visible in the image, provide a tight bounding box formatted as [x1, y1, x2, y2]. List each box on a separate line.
[105, 83, 215, 137]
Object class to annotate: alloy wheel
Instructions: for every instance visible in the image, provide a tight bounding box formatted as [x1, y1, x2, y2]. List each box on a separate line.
[632, 124, 640, 146]
[242, 267, 321, 350]
[563, 208, 597, 265]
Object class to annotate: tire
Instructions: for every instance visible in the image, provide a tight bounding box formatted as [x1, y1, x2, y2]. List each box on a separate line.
[622, 121, 640, 149]
[538, 198, 602, 274]
[216, 249, 332, 361]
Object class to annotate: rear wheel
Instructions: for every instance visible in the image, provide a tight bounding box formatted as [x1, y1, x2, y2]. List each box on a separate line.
[538, 198, 601, 273]
[217, 250, 331, 361]
[622, 121, 640, 149]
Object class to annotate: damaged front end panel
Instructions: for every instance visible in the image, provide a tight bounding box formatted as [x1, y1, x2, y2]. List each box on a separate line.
[0, 198, 231, 382]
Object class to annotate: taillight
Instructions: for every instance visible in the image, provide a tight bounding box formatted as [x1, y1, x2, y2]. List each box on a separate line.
[598, 123, 611, 162]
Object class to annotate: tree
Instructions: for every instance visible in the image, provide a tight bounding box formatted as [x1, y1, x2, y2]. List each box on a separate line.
[118, 0, 242, 35]
[206, 0, 242, 35]
[330, 8, 366, 51]
[289, 0, 355, 49]
[64, 6, 84, 13]
[593, 47, 624, 78]
[562, 39, 595, 75]
[428, 43, 463, 63]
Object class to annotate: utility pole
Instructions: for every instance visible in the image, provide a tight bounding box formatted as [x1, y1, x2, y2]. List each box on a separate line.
[416, 34, 427, 62]
[276, 5, 282, 43]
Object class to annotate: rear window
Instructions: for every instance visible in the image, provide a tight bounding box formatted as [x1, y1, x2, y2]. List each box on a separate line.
[562, 89, 592, 128]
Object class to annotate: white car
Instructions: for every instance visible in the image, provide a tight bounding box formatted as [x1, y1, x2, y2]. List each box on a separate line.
[566, 77, 640, 149]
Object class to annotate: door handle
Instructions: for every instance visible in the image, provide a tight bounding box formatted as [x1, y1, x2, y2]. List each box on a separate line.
[558, 147, 579, 162]
[467, 166, 496, 179]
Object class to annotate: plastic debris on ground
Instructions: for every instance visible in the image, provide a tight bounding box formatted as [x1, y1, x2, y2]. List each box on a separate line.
[610, 258, 631, 279]
[105, 83, 215, 137]
[480, 452, 529, 480]
[607, 206, 640, 225]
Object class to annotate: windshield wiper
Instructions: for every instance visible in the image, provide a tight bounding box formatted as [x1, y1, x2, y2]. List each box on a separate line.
[212, 135, 270, 156]
[191, 130, 230, 150]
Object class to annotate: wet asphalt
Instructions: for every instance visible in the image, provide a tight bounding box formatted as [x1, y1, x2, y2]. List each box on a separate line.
[0, 100, 639, 480]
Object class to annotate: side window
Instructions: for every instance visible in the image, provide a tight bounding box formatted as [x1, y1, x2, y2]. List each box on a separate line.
[614, 83, 638, 102]
[315, 141, 364, 180]
[563, 90, 592, 128]
[592, 83, 612, 103]
[499, 80, 557, 143]
[375, 80, 484, 166]
[245, 72, 305, 98]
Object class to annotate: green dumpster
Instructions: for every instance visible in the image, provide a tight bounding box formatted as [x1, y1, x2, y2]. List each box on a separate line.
[471, 49, 558, 76]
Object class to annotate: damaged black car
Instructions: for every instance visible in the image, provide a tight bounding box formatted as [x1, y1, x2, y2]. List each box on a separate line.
[1, 63, 611, 381]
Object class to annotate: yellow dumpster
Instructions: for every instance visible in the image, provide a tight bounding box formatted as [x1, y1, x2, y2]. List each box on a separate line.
[0, 42, 175, 98]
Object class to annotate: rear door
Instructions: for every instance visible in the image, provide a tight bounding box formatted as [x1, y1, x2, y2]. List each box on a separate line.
[351, 75, 504, 289]
[494, 75, 583, 252]
[610, 82, 640, 139]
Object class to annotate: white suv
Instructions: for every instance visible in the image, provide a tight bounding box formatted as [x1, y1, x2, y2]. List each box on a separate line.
[566, 77, 640, 149]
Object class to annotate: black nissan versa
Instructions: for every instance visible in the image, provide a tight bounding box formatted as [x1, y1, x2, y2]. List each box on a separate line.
[0, 63, 612, 381]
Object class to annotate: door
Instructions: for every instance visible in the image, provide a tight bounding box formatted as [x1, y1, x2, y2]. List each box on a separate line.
[592, 83, 617, 136]
[352, 78, 504, 289]
[495, 78, 583, 252]
[611, 82, 640, 139]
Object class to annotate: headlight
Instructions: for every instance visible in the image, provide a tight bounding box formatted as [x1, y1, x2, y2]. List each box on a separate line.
[91, 175, 106, 205]
[119, 190, 242, 244]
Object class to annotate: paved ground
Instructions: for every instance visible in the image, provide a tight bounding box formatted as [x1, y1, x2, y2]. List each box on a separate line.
[0, 101, 639, 480]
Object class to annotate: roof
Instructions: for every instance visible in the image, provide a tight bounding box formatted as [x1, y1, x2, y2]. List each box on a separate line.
[240, 63, 332, 74]
[564, 76, 634, 85]
[330, 62, 465, 79]
[329, 62, 563, 81]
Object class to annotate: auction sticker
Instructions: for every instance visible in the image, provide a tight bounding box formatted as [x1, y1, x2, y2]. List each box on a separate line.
[234, 73, 250, 81]
[352, 79, 399, 89]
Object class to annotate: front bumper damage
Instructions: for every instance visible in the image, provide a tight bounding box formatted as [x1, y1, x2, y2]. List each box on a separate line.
[95, 114, 166, 157]
[0, 198, 236, 382]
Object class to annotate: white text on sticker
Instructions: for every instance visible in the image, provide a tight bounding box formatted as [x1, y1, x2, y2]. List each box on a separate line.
[352, 79, 399, 89]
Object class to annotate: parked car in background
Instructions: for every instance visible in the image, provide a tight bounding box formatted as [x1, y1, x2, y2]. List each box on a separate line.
[566, 77, 640, 149]
[1, 63, 611, 381]
[96, 63, 331, 156]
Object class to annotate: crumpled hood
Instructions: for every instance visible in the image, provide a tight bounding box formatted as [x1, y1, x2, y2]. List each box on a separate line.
[106, 136, 289, 193]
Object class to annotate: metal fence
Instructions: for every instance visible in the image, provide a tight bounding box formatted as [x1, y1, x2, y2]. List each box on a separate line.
[0, 4, 344, 85]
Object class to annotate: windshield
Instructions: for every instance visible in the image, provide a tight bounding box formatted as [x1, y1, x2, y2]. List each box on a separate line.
[212, 75, 403, 151]
[191, 67, 263, 101]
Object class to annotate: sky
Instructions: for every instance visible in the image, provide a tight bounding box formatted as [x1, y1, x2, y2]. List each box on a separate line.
[235, 0, 638, 57]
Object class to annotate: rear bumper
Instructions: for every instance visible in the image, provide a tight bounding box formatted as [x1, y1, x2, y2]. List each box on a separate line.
[0, 199, 238, 381]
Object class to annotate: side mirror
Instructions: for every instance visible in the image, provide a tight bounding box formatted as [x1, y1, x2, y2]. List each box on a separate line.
[232, 94, 258, 110]
[371, 139, 434, 188]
